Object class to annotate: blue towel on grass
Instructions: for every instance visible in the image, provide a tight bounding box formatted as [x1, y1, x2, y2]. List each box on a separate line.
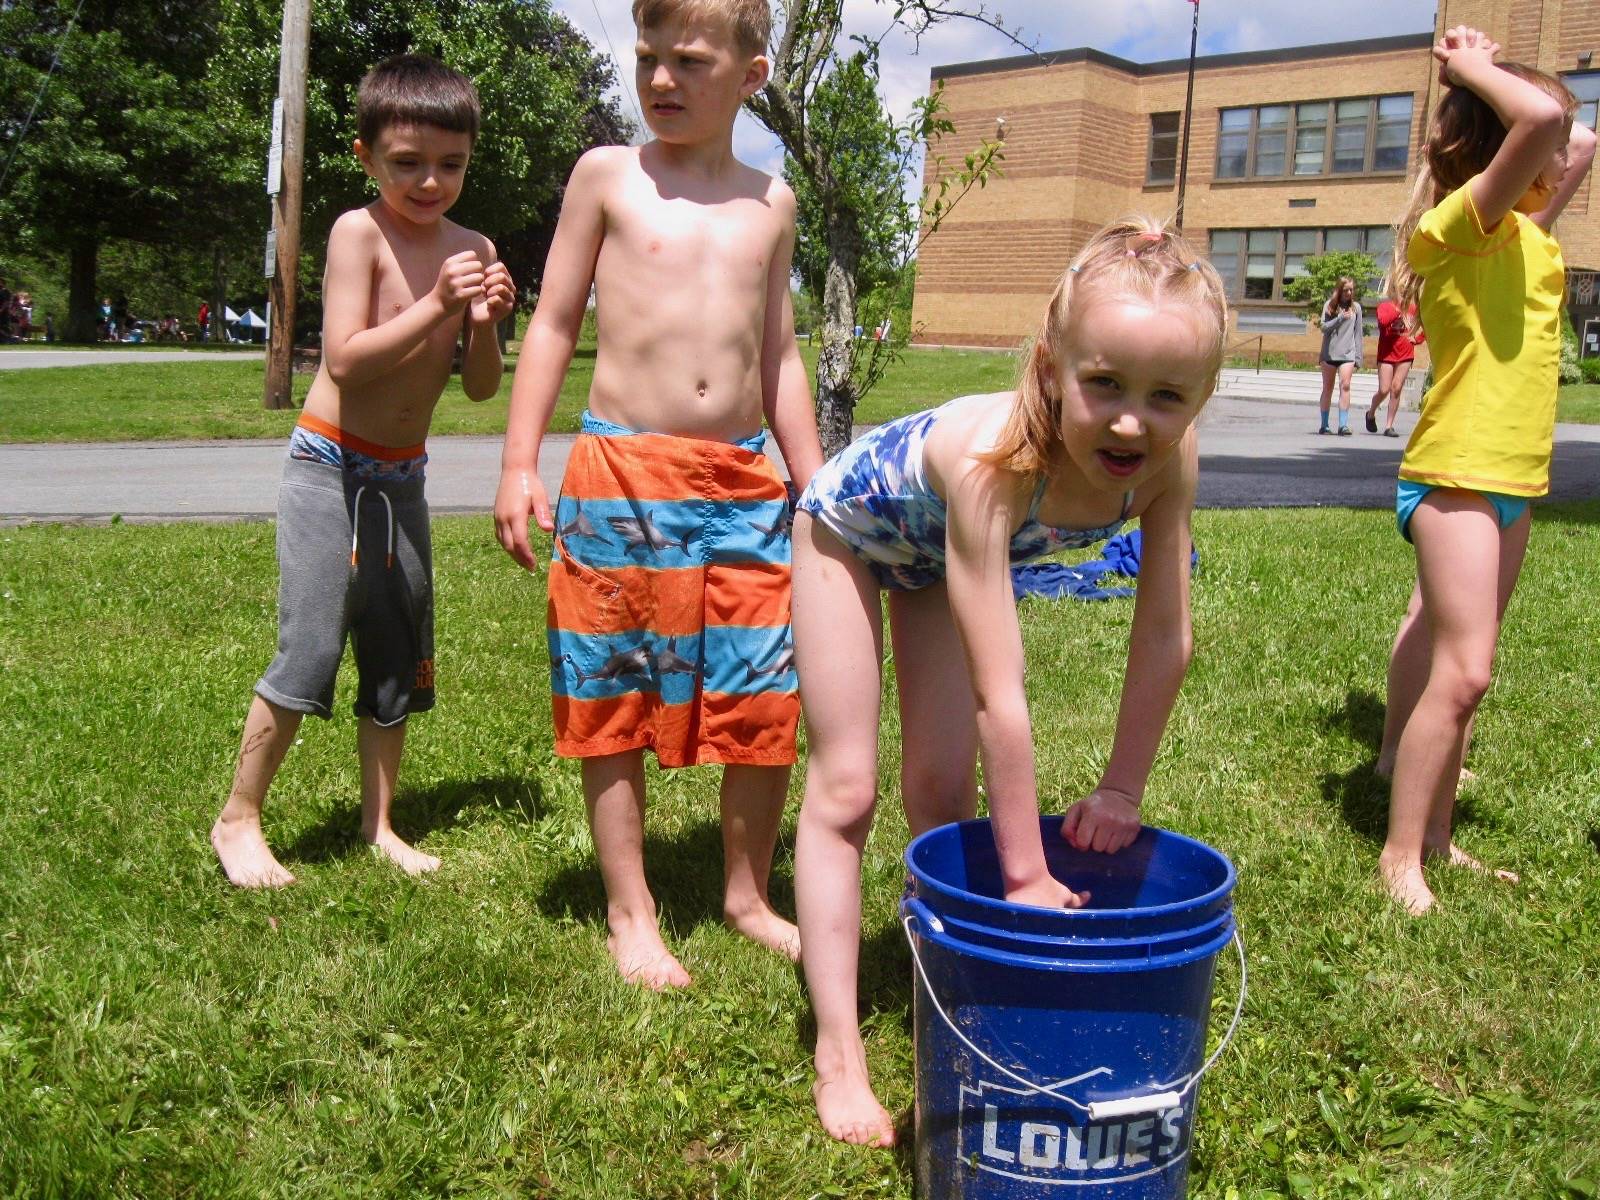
[1011, 530, 1199, 602]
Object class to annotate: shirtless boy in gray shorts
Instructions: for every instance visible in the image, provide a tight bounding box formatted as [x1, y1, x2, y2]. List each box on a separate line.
[211, 54, 514, 888]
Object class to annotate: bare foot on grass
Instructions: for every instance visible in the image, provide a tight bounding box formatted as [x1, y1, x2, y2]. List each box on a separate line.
[813, 1051, 895, 1146]
[724, 900, 801, 962]
[212, 814, 296, 889]
[1378, 851, 1436, 915]
[1429, 841, 1518, 883]
[366, 828, 440, 877]
[608, 922, 692, 991]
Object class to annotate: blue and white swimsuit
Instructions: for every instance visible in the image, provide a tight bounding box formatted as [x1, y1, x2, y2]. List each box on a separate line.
[797, 399, 1134, 591]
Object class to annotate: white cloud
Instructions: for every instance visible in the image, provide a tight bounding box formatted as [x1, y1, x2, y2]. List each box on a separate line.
[549, 0, 1439, 176]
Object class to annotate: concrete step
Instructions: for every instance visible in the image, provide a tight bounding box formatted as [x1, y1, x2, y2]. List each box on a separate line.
[1216, 366, 1425, 409]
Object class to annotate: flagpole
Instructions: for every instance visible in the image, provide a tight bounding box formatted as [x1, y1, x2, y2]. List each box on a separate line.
[1174, 0, 1199, 232]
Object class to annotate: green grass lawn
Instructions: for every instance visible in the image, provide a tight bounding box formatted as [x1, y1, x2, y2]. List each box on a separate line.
[4, 348, 1599, 444]
[0, 344, 1006, 444]
[3, 506, 1598, 1197]
[1558, 383, 1600, 425]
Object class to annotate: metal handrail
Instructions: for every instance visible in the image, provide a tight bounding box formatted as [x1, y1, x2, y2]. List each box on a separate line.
[1224, 334, 1264, 373]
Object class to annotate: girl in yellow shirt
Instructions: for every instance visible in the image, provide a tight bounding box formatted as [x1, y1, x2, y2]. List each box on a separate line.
[1375, 26, 1594, 914]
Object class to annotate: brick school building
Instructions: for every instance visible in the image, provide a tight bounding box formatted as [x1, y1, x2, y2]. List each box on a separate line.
[910, 0, 1600, 362]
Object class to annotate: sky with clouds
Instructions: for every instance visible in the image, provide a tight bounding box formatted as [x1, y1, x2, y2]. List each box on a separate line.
[549, 0, 1441, 176]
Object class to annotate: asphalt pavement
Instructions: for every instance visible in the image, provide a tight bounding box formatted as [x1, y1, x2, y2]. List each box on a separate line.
[3, 396, 1599, 524]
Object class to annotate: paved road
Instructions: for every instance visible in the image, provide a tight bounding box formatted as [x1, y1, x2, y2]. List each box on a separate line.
[3, 396, 1599, 524]
[0, 349, 265, 369]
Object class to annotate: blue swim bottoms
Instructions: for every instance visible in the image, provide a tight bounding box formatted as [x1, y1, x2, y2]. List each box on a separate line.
[1395, 480, 1529, 543]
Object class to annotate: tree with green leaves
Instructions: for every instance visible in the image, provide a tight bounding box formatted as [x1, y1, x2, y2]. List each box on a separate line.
[1284, 250, 1382, 319]
[0, 0, 262, 341]
[750, 1, 1016, 456]
[210, 0, 633, 323]
[0, 0, 630, 343]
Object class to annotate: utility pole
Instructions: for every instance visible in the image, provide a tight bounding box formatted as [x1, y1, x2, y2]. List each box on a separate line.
[1174, 0, 1200, 233]
[263, 0, 311, 410]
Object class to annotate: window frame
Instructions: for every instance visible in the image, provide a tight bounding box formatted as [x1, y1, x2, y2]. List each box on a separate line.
[1207, 226, 1396, 304]
[1562, 70, 1600, 132]
[1146, 111, 1182, 185]
[1214, 93, 1413, 180]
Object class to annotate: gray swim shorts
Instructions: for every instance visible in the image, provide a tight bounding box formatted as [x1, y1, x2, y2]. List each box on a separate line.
[256, 454, 435, 725]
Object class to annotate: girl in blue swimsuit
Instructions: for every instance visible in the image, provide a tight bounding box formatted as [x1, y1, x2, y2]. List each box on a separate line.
[791, 219, 1230, 1147]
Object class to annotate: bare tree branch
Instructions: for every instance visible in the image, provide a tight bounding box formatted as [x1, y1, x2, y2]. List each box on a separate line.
[748, 0, 1037, 455]
[887, 0, 1039, 56]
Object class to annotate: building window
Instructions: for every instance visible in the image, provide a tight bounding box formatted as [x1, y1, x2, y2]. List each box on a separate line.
[1565, 71, 1600, 131]
[1214, 94, 1412, 179]
[1292, 102, 1327, 175]
[1216, 108, 1251, 178]
[1147, 112, 1181, 184]
[1208, 226, 1396, 302]
[1374, 94, 1413, 169]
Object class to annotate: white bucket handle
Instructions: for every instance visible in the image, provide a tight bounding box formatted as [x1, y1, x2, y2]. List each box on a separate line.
[901, 907, 1247, 1120]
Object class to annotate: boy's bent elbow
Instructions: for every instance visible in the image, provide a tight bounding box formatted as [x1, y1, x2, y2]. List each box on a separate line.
[324, 354, 359, 389]
[463, 373, 503, 402]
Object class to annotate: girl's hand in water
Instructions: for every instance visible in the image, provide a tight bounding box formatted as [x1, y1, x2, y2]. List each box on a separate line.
[1006, 874, 1090, 910]
[1062, 789, 1142, 854]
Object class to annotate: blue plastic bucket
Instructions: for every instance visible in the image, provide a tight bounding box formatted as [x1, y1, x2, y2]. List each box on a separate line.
[902, 817, 1242, 1199]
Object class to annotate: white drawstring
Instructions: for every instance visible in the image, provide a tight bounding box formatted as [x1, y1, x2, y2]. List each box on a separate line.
[349, 486, 396, 569]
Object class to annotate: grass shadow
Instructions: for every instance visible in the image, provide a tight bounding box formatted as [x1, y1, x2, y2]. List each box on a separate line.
[1319, 689, 1389, 844]
[1316, 687, 1508, 843]
[530, 816, 797, 940]
[280, 772, 544, 866]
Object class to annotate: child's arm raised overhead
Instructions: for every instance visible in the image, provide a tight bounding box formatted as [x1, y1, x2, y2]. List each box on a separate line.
[1436, 26, 1570, 230]
[943, 456, 1087, 909]
[1529, 119, 1597, 232]
[321, 211, 484, 388]
[1063, 429, 1197, 854]
[494, 149, 611, 572]
[758, 183, 823, 494]
[459, 237, 515, 401]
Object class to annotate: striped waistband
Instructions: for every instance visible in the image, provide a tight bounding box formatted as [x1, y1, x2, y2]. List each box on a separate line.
[580, 410, 767, 455]
[297, 413, 426, 461]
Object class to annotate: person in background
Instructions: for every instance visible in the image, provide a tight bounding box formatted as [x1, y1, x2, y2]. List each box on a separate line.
[1315, 276, 1363, 436]
[1367, 299, 1424, 437]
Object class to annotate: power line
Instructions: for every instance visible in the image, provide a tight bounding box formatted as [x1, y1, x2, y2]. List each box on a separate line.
[0, 0, 90, 197]
[588, 0, 646, 139]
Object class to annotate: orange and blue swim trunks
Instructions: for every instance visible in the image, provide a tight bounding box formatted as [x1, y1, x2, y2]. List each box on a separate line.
[547, 412, 799, 767]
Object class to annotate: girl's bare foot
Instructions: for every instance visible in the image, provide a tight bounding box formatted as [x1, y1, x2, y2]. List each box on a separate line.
[608, 921, 692, 990]
[724, 899, 801, 962]
[365, 827, 440, 876]
[1428, 841, 1518, 883]
[1378, 851, 1436, 915]
[212, 814, 296, 888]
[814, 1041, 896, 1146]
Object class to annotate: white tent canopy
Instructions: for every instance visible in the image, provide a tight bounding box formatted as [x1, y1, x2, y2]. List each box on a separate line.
[234, 309, 267, 329]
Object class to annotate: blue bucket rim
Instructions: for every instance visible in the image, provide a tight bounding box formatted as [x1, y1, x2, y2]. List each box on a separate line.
[931, 903, 1235, 956]
[903, 896, 1237, 974]
[905, 816, 1236, 921]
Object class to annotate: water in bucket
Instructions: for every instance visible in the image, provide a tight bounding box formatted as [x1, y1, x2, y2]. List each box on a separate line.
[902, 816, 1241, 1199]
